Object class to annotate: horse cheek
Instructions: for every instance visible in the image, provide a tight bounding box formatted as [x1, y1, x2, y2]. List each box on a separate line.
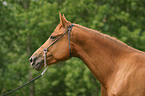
[54, 43, 70, 60]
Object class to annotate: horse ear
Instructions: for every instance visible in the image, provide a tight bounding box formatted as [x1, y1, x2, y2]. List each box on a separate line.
[59, 12, 63, 24]
[59, 12, 69, 27]
[62, 14, 68, 22]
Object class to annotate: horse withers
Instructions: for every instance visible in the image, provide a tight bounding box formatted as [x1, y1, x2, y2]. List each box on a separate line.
[29, 13, 145, 96]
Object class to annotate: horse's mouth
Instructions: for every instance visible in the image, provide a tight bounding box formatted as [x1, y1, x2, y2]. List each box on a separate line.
[30, 55, 57, 71]
[32, 62, 43, 71]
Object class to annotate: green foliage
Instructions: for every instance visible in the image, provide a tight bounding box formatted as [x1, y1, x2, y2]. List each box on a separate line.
[0, 0, 145, 96]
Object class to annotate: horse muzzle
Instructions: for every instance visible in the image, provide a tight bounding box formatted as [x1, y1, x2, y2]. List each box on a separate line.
[29, 56, 44, 71]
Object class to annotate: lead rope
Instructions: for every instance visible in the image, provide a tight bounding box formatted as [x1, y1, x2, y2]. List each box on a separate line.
[2, 51, 48, 96]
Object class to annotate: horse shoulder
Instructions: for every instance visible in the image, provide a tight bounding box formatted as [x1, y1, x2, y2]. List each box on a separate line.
[108, 52, 145, 96]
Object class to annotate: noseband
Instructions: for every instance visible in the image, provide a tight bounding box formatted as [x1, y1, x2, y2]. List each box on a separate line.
[42, 24, 74, 67]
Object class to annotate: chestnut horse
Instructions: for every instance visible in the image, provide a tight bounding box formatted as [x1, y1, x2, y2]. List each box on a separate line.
[29, 13, 145, 96]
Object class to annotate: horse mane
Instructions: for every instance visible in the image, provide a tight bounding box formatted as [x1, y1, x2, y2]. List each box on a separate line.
[74, 24, 145, 54]
[74, 24, 128, 47]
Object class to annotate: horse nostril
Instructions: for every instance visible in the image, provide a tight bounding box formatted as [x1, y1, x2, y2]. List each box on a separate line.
[29, 58, 33, 63]
[29, 56, 37, 67]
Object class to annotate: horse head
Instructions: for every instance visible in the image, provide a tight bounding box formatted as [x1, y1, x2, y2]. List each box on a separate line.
[29, 13, 74, 70]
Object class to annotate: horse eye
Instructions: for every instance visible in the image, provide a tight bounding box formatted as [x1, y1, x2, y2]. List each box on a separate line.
[50, 36, 57, 40]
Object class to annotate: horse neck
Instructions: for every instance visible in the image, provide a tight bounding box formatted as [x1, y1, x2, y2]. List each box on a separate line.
[71, 24, 134, 88]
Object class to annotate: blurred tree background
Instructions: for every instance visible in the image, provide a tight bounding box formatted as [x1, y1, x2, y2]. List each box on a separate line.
[0, 0, 145, 96]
